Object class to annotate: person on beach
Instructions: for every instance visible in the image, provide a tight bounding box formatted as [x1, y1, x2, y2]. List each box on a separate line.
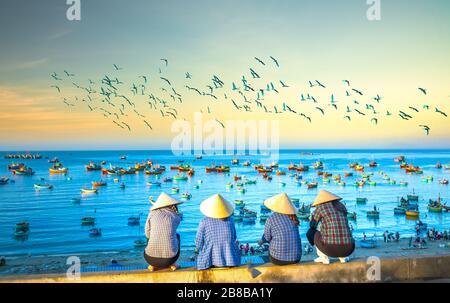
[307, 190, 355, 264]
[195, 194, 241, 270]
[258, 193, 301, 266]
[144, 192, 183, 271]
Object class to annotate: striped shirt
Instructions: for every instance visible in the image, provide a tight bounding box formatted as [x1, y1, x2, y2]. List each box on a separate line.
[261, 213, 301, 262]
[145, 207, 181, 258]
[312, 201, 354, 245]
[195, 217, 241, 270]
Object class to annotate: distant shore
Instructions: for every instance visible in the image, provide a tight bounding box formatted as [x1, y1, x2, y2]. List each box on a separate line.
[1, 238, 449, 277]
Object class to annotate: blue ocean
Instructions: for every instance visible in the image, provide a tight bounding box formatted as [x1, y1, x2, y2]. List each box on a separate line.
[0, 150, 449, 257]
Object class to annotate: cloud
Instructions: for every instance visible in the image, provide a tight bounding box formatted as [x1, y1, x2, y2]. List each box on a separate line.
[15, 58, 49, 70]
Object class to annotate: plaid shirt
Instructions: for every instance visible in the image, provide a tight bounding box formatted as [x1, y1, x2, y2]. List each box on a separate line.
[262, 213, 301, 262]
[145, 207, 181, 258]
[312, 202, 354, 245]
[195, 217, 241, 270]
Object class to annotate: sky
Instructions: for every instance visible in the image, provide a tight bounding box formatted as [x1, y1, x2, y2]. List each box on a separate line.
[0, 0, 449, 150]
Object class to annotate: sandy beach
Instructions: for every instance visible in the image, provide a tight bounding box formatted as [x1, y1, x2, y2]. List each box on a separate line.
[1, 238, 449, 278]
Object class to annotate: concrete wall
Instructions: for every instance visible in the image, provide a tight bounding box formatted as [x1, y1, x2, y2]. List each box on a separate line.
[2, 255, 450, 283]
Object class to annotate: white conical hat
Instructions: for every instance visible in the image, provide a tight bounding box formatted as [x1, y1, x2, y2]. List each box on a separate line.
[312, 190, 342, 207]
[200, 194, 234, 219]
[264, 193, 297, 215]
[151, 192, 183, 211]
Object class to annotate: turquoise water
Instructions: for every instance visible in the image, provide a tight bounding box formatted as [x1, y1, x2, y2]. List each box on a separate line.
[0, 150, 449, 257]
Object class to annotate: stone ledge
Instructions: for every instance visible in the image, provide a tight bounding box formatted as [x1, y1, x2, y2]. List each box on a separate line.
[1, 255, 450, 283]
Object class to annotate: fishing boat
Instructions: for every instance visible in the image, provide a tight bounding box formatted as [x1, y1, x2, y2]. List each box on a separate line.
[86, 162, 102, 171]
[145, 168, 163, 175]
[81, 217, 96, 225]
[128, 216, 140, 226]
[133, 239, 148, 248]
[34, 183, 53, 190]
[279, 182, 286, 187]
[173, 174, 188, 181]
[436, 162, 442, 169]
[89, 228, 102, 237]
[0, 177, 9, 185]
[344, 172, 353, 177]
[406, 210, 420, 218]
[233, 212, 243, 222]
[181, 193, 192, 200]
[92, 181, 107, 187]
[233, 175, 242, 181]
[313, 161, 324, 170]
[297, 165, 309, 172]
[81, 188, 98, 194]
[234, 200, 245, 208]
[288, 163, 298, 171]
[48, 158, 59, 163]
[276, 170, 286, 176]
[13, 167, 34, 175]
[367, 180, 377, 186]
[347, 212, 357, 220]
[366, 210, 379, 219]
[49, 167, 68, 174]
[260, 213, 270, 222]
[394, 155, 405, 163]
[348, 162, 358, 168]
[15, 222, 30, 231]
[147, 181, 161, 187]
[231, 159, 239, 165]
[134, 163, 146, 171]
[225, 183, 234, 189]
[257, 167, 273, 173]
[369, 161, 379, 167]
[260, 204, 271, 213]
[205, 165, 217, 173]
[338, 181, 346, 187]
[243, 179, 257, 185]
[242, 161, 251, 167]
[171, 187, 180, 194]
[356, 197, 368, 204]
[399, 181, 408, 187]
[394, 207, 406, 215]
[307, 182, 318, 189]
[439, 179, 449, 185]
[162, 177, 173, 183]
[14, 229, 29, 238]
[388, 179, 397, 185]
[359, 239, 377, 249]
[243, 216, 256, 224]
[187, 169, 194, 177]
[322, 178, 330, 184]
[407, 191, 419, 202]
[237, 187, 246, 194]
[71, 198, 81, 204]
[195, 155, 203, 160]
[7, 163, 24, 170]
[216, 165, 230, 173]
[193, 184, 199, 189]
[355, 165, 365, 172]
[428, 195, 443, 213]
[177, 164, 192, 172]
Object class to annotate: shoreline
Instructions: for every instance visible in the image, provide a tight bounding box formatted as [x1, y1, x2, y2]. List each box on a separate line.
[1, 238, 449, 277]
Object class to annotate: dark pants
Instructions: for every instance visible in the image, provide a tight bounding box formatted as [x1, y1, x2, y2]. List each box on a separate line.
[144, 234, 180, 269]
[269, 255, 300, 266]
[307, 229, 355, 258]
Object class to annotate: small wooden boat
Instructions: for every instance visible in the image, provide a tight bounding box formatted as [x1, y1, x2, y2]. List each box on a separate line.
[260, 213, 270, 221]
[231, 159, 239, 165]
[86, 163, 102, 171]
[128, 216, 140, 226]
[313, 161, 324, 170]
[347, 212, 357, 220]
[225, 183, 234, 189]
[233, 212, 243, 222]
[0, 177, 10, 185]
[92, 181, 107, 187]
[428, 196, 443, 213]
[145, 169, 163, 175]
[406, 210, 419, 217]
[394, 156, 405, 163]
[89, 228, 102, 237]
[49, 167, 68, 174]
[162, 177, 173, 183]
[394, 207, 406, 215]
[205, 165, 217, 173]
[260, 204, 271, 213]
[242, 161, 251, 167]
[369, 161, 378, 167]
[34, 183, 53, 190]
[81, 217, 95, 225]
[81, 188, 98, 194]
[356, 197, 368, 204]
[344, 172, 353, 177]
[181, 193, 192, 200]
[367, 210, 379, 219]
[355, 165, 365, 172]
[193, 184, 199, 189]
[388, 180, 397, 185]
[71, 198, 81, 204]
[13, 167, 34, 175]
[244, 179, 257, 185]
[195, 155, 203, 160]
[322, 178, 330, 184]
[338, 182, 346, 187]
[407, 193, 419, 202]
[276, 170, 286, 176]
[288, 163, 298, 171]
[367, 181, 377, 186]
[399, 181, 408, 187]
[307, 182, 318, 189]
[15, 222, 30, 231]
[134, 239, 147, 248]
[439, 179, 448, 185]
[171, 187, 180, 193]
[279, 182, 286, 187]
[436, 163, 442, 169]
[216, 166, 230, 173]
[359, 239, 377, 249]
[297, 165, 310, 172]
[173, 175, 188, 181]
[237, 187, 246, 194]
[147, 181, 161, 187]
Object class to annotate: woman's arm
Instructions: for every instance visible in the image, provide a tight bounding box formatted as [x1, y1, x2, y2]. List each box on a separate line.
[144, 211, 152, 239]
[195, 219, 205, 252]
[261, 218, 272, 244]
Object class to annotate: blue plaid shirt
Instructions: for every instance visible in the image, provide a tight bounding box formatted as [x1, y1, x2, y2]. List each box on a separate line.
[145, 207, 181, 258]
[195, 217, 241, 270]
[261, 213, 301, 262]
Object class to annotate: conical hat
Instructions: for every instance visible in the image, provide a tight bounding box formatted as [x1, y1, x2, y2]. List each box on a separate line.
[151, 192, 183, 211]
[200, 194, 234, 219]
[263, 193, 297, 215]
[312, 190, 342, 207]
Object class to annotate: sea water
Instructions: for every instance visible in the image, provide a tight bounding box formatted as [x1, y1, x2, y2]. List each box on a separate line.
[0, 149, 449, 257]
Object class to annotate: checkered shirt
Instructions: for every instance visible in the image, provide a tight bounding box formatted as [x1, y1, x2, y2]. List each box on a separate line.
[312, 201, 354, 245]
[145, 207, 181, 258]
[262, 213, 301, 262]
[195, 217, 241, 270]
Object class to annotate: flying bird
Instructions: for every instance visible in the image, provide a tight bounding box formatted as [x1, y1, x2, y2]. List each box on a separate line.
[269, 56, 279, 67]
[419, 125, 430, 135]
[255, 57, 265, 66]
[418, 88, 427, 95]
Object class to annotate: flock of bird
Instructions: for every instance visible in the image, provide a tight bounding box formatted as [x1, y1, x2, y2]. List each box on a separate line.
[50, 56, 448, 136]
